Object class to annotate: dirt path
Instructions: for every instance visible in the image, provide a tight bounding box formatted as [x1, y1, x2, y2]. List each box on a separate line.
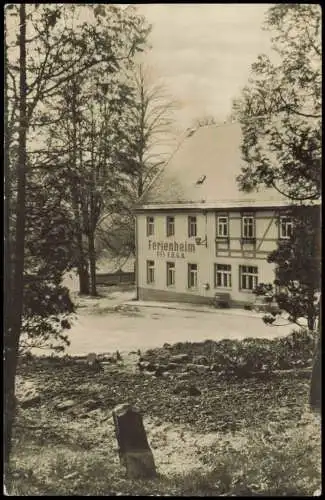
[40, 281, 293, 357]
[61, 306, 292, 356]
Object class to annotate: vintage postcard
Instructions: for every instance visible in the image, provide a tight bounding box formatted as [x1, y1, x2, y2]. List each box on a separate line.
[4, 3, 321, 496]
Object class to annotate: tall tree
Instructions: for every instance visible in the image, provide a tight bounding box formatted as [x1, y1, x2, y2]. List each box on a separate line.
[232, 3, 321, 412]
[4, 2, 27, 470]
[25, 8, 151, 296]
[4, 3, 150, 468]
[44, 61, 151, 296]
[254, 205, 320, 331]
[96, 64, 177, 261]
[232, 4, 321, 201]
[119, 64, 177, 198]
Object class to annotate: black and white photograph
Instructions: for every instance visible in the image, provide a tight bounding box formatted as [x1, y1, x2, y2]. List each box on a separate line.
[4, 3, 321, 496]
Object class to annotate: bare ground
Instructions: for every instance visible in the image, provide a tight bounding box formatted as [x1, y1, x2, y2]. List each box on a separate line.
[38, 283, 294, 357]
[10, 281, 320, 496]
[8, 354, 321, 496]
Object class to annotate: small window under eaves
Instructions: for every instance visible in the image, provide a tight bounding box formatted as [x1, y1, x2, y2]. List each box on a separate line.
[196, 175, 206, 185]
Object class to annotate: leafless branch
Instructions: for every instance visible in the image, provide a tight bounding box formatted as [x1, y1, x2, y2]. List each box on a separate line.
[271, 180, 319, 201]
[277, 87, 321, 119]
[304, 25, 321, 56]
[26, 44, 53, 123]
[7, 66, 19, 100]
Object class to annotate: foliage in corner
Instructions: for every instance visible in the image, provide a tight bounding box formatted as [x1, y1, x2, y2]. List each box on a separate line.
[254, 204, 320, 331]
[233, 4, 321, 331]
[232, 4, 321, 201]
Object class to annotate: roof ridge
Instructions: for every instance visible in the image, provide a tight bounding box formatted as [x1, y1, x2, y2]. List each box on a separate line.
[191, 114, 287, 132]
[192, 120, 239, 130]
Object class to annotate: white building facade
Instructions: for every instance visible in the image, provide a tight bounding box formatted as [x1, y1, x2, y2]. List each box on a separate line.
[135, 123, 292, 307]
[135, 206, 293, 307]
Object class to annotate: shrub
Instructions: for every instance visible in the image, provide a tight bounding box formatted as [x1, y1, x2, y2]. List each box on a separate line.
[142, 329, 316, 378]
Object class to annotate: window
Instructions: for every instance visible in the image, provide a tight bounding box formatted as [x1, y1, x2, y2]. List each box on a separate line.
[240, 265, 258, 291]
[188, 216, 197, 237]
[188, 263, 198, 288]
[215, 264, 232, 288]
[279, 216, 293, 239]
[146, 216, 154, 236]
[146, 260, 155, 284]
[242, 215, 255, 239]
[166, 262, 175, 286]
[166, 216, 175, 237]
[217, 215, 229, 237]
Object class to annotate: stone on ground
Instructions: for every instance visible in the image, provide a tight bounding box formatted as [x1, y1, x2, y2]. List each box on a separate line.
[112, 403, 157, 479]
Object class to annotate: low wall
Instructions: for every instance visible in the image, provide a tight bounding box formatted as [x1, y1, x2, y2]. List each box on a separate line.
[138, 287, 256, 308]
[96, 272, 135, 286]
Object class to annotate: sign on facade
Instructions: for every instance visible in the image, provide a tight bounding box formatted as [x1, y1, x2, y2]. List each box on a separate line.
[148, 239, 196, 259]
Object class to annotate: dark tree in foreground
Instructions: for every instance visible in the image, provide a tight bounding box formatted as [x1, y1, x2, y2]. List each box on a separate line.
[4, 3, 27, 470]
[5, 3, 75, 470]
[232, 4, 321, 412]
[4, 3, 150, 470]
[233, 4, 321, 201]
[254, 206, 320, 331]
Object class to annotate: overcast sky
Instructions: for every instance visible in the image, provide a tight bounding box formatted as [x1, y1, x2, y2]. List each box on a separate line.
[135, 3, 273, 132]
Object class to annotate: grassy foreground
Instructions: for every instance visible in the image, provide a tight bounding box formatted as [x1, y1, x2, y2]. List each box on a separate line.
[6, 353, 321, 496]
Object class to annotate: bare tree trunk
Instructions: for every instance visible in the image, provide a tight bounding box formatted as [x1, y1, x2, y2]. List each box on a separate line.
[308, 315, 315, 332]
[76, 233, 90, 295]
[307, 290, 317, 331]
[88, 230, 97, 296]
[4, 3, 27, 470]
[310, 334, 321, 413]
[78, 261, 90, 295]
[70, 79, 90, 295]
[72, 211, 90, 295]
[4, 10, 14, 471]
[310, 297, 321, 413]
[71, 202, 90, 295]
[87, 96, 98, 298]
[4, 6, 12, 345]
[137, 171, 144, 198]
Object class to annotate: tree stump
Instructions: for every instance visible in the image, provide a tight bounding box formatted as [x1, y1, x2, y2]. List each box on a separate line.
[87, 352, 97, 365]
[86, 352, 102, 372]
[112, 403, 157, 479]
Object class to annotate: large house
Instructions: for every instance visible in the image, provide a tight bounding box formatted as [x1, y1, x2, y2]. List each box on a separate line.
[134, 121, 295, 308]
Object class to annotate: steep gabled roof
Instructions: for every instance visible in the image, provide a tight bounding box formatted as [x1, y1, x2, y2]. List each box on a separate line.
[137, 121, 290, 210]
